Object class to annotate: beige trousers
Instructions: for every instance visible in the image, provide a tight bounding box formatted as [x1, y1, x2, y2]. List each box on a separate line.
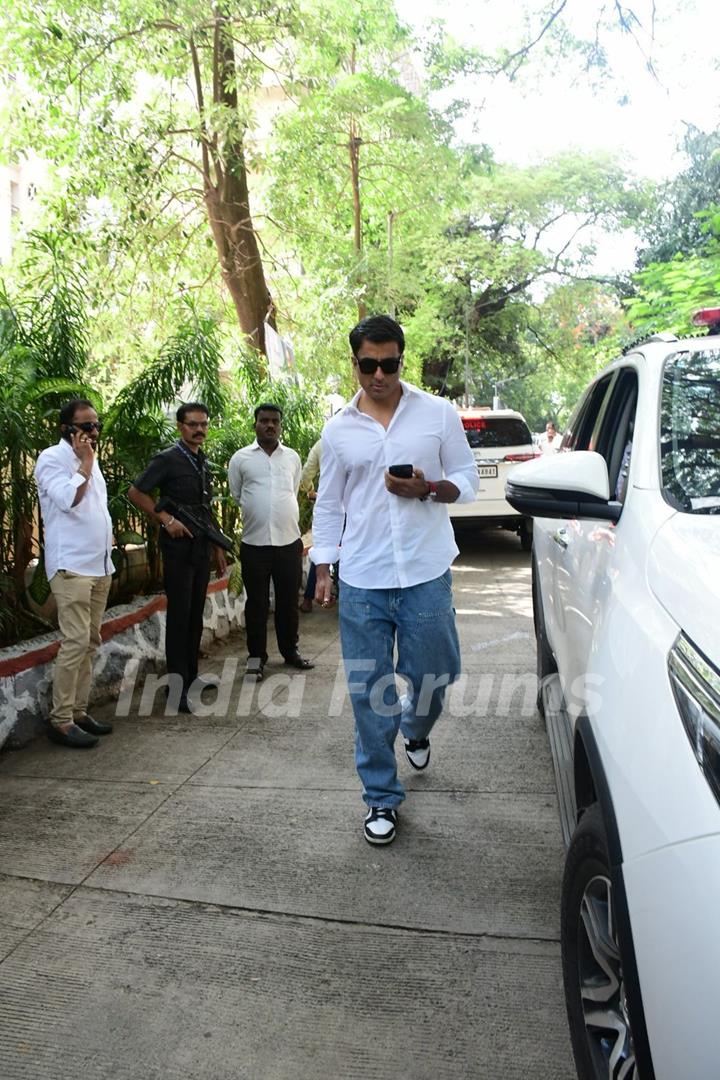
[49, 570, 112, 726]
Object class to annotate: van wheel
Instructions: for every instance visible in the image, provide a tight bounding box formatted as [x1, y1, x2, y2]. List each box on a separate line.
[562, 804, 639, 1080]
[519, 520, 533, 551]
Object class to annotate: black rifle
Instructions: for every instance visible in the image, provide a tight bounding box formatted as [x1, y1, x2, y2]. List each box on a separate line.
[154, 497, 234, 552]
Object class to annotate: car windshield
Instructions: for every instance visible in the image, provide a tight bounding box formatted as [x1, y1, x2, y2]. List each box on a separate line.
[661, 347, 720, 513]
[463, 418, 531, 449]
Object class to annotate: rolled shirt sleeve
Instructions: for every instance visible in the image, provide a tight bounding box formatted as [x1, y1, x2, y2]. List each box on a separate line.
[441, 407, 480, 504]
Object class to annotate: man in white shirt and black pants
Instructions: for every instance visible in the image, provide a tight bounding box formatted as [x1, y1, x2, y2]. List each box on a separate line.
[35, 399, 114, 748]
[228, 403, 315, 680]
[312, 316, 479, 845]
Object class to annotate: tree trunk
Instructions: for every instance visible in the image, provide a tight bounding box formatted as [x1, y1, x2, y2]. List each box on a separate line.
[196, 16, 275, 363]
[347, 48, 366, 322]
[348, 124, 366, 322]
[204, 181, 274, 358]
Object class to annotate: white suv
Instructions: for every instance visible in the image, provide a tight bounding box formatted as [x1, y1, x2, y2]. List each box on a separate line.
[449, 408, 538, 549]
[505, 313, 720, 1080]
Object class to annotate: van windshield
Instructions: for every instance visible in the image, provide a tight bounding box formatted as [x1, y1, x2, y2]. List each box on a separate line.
[661, 348, 720, 513]
[463, 417, 532, 449]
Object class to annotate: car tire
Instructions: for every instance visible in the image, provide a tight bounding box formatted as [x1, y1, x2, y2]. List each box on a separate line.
[532, 559, 556, 716]
[519, 519, 533, 551]
[561, 804, 639, 1080]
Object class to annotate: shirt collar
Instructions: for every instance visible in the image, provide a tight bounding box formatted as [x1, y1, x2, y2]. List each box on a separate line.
[344, 379, 418, 416]
[175, 439, 205, 461]
[250, 439, 287, 453]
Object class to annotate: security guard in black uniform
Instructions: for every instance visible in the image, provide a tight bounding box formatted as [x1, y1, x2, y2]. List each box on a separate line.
[129, 402, 227, 713]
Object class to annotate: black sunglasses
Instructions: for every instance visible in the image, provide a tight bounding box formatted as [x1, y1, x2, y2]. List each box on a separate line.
[355, 356, 402, 375]
[71, 421, 102, 433]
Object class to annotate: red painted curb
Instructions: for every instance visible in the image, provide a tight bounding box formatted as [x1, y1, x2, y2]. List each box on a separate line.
[99, 594, 167, 641]
[0, 575, 232, 679]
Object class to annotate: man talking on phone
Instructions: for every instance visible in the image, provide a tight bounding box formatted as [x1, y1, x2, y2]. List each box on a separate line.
[35, 399, 114, 748]
[311, 315, 478, 844]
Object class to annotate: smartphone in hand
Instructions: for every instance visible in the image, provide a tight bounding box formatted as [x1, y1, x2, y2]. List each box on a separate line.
[388, 464, 413, 479]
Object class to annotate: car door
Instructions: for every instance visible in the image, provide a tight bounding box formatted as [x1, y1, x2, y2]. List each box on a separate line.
[554, 367, 638, 715]
[538, 373, 614, 683]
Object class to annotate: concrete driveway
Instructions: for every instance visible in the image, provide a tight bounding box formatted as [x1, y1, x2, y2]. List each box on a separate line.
[0, 529, 574, 1079]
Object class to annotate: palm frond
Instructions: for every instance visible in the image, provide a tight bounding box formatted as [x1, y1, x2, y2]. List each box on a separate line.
[105, 303, 226, 434]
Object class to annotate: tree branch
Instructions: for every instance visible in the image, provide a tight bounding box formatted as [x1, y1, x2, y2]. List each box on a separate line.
[613, 0, 660, 81]
[68, 21, 182, 86]
[167, 150, 207, 178]
[500, 0, 569, 80]
[189, 33, 212, 184]
[532, 209, 571, 249]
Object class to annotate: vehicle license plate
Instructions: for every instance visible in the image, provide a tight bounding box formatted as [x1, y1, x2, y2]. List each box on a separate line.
[478, 465, 498, 478]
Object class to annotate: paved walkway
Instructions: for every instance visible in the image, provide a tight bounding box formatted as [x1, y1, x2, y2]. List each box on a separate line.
[0, 531, 574, 1079]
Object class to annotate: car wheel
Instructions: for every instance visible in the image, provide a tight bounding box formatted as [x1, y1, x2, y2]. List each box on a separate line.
[519, 519, 533, 551]
[561, 804, 639, 1080]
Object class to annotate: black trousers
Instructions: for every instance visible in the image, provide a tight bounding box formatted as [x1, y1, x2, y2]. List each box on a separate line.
[162, 538, 211, 690]
[240, 539, 303, 661]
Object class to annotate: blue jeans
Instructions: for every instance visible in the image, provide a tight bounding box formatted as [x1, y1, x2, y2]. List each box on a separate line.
[338, 570, 461, 809]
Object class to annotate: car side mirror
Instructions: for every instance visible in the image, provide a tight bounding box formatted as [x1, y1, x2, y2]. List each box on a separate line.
[505, 450, 622, 523]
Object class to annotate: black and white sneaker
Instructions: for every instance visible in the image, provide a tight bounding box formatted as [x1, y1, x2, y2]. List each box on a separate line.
[364, 807, 398, 845]
[404, 737, 430, 770]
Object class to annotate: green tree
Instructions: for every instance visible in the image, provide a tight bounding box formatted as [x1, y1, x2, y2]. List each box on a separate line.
[623, 126, 720, 337]
[393, 150, 648, 398]
[0, 236, 96, 643]
[637, 127, 720, 266]
[0, 0, 308, 358]
[0, 239, 228, 645]
[625, 243, 720, 337]
[268, 0, 455, 316]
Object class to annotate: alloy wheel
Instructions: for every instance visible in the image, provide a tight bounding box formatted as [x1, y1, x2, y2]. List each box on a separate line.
[577, 874, 638, 1080]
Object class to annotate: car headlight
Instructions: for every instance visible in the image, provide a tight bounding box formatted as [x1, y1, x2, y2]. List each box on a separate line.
[669, 633, 720, 805]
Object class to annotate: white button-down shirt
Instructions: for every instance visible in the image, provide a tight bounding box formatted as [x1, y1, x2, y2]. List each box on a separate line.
[35, 439, 114, 580]
[311, 381, 478, 589]
[538, 431, 563, 454]
[228, 440, 302, 546]
[300, 439, 322, 494]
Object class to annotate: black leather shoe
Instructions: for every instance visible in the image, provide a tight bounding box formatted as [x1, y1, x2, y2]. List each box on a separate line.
[48, 724, 99, 749]
[75, 713, 113, 736]
[283, 653, 315, 670]
[245, 657, 264, 681]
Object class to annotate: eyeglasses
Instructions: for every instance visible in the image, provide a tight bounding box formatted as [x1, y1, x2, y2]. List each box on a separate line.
[182, 420, 209, 430]
[73, 421, 102, 433]
[355, 356, 402, 375]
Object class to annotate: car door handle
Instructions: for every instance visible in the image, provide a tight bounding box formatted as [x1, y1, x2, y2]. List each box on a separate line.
[553, 528, 569, 550]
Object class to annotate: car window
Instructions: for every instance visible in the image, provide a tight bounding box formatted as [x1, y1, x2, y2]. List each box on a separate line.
[661, 347, 720, 514]
[562, 373, 615, 452]
[463, 417, 532, 449]
[592, 369, 638, 504]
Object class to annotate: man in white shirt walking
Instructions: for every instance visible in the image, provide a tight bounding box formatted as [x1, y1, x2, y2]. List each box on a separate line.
[311, 315, 479, 845]
[35, 399, 114, 748]
[228, 403, 314, 680]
